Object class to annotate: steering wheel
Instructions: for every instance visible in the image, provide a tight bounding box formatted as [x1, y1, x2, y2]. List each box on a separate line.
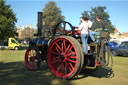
[53, 21, 75, 37]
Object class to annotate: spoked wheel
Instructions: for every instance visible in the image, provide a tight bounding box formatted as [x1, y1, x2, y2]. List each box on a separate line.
[47, 36, 84, 79]
[98, 39, 113, 69]
[25, 47, 41, 71]
[53, 21, 74, 37]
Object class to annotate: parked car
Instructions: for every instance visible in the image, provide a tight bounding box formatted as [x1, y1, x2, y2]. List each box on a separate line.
[109, 41, 120, 49]
[111, 41, 128, 56]
[0, 38, 22, 50]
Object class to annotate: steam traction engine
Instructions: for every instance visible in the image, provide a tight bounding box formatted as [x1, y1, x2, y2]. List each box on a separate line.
[25, 12, 113, 79]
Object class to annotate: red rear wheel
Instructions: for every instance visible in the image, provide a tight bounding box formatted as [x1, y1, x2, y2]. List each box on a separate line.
[25, 47, 41, 71]
[47, 36, 84, 79]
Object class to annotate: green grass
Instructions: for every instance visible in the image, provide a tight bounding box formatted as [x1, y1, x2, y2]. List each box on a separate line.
[0, 50, 128, 85]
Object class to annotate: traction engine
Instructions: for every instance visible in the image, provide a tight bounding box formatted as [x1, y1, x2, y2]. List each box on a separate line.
[25, 12, 113, 79]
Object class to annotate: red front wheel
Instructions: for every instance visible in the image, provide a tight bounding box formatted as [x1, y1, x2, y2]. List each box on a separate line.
[47, 36, 84, 79]
[25, 47, 41, 71]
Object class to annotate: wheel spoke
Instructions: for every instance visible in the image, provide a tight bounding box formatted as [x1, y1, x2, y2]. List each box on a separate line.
[56, 60, 62, 67]
[65, 44, 70, 53]
[31, 56, 35, 61]
[69, 62, 74, 70]
[61, 41, 64, 52]
[32, 61, 36, 68]
[51, 59, 61, 64]
[66, 52, 76, 57]
[32, 50, 35, 56]
[56, 43, 62, 52]
[55, 47, 60, 53]
[29, 51, 31, 56]
[67, 45, 73, 54]
[31, 50, 33, 56]
[28, 56, 31, 60]
[68, 56, 77, 59]
[33, 50, 37, 56]
[33, 53, 36, 56]
[63, 22, 66, 30]
[56, 63, 63, 73]
[63, 40, 66, 51]
[28, 58, 31, 63]
[29, 60, 32, 65]
[66, 58, 76, 63]
[65, 61, 72, 72]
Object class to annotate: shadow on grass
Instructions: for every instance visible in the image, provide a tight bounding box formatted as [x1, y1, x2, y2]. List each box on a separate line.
[0, 61, 115, 84]
[0, 62, 72, 85]
[74, 67, 115, 80]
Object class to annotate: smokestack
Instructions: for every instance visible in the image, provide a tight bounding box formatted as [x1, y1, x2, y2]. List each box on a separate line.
[37, 12, 43, 37]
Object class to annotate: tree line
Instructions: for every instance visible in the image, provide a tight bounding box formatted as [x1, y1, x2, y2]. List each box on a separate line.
[0, 0, 114, 40]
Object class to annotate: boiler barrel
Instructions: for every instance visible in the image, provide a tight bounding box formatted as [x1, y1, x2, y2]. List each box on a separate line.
[36, 39, 49, 46]
[30, 38, 49, 47]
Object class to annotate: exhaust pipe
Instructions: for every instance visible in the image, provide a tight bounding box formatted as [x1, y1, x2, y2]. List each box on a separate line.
[37, 12, 43, 37]
[34, 12, 43, 37]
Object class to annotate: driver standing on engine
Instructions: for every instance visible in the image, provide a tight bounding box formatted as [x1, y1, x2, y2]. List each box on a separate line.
[94, 15, 105, 40]
[77, 17, 89, 54]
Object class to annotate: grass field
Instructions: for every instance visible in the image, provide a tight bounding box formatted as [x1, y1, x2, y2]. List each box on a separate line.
[0, 50, 128, 85]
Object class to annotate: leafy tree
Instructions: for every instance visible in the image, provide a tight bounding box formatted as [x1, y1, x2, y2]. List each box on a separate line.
[0, 0, 17, 40]
[81, 6, 114, 32]
[43, 1, 64, 31]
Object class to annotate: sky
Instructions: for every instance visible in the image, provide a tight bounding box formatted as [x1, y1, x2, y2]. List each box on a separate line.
[6, 0, 128, 33]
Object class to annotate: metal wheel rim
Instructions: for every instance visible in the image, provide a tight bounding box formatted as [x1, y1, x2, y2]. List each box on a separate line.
[25, 48, 39, 70]
[48, 37, 78, 78]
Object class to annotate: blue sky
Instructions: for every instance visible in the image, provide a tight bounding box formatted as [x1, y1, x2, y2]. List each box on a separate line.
[6, 0, 128, 33]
